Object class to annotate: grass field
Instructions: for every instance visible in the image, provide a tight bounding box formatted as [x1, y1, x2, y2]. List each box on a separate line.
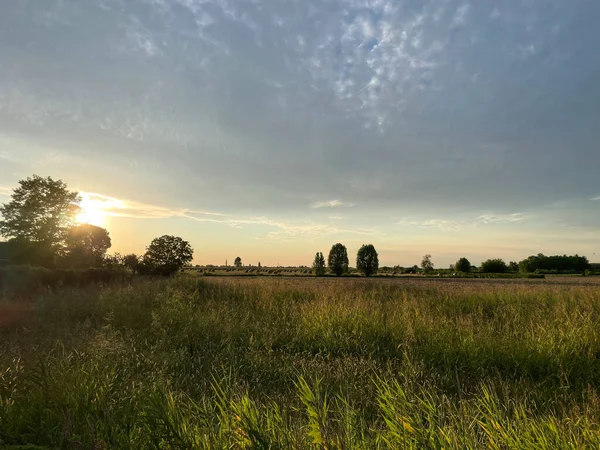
[2, 276, 600, 448]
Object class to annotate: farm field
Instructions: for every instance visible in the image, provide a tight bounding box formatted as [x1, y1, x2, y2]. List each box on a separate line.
[2, 276, 600, 448]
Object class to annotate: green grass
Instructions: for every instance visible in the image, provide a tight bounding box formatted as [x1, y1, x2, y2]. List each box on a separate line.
[2, 276, 600, 448]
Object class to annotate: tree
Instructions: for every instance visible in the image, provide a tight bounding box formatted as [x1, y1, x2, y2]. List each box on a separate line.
[143, 235, 193, 276]
[64, 224, 111, 267]
[103, 252, 123, 269]
[328, 243, 349, 276]
[518, 253, 591, 273]
[421, 254, 434, 274]
[356, 244, 379, 277]
[480, 258, 508, 273]
[404, 265, 419, 274]
[454, 257, 471, 273]
[508, 261, 519, 272]
[0, 175, 81, 265]
[312, 252, 326, 276]
[234, 256, 242, 268]
[122, 253, 141, 274]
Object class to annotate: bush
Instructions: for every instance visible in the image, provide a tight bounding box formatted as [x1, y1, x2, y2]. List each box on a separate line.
[534, 269, 580, 275]
[480, 259, 508, 273]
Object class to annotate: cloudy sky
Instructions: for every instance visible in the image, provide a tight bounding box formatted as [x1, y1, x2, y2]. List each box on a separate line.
[1, 0, 599, 266]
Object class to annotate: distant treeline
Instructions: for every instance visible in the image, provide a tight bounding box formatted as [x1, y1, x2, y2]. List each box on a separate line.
[518, 254, 590, 273]
[0, 175, 596, 279]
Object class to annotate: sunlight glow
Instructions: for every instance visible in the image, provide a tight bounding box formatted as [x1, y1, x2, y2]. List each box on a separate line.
[76, 195, 107, 227]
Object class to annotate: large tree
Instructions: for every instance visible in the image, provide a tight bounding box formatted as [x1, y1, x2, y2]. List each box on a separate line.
[0, 175, 81, 265]
[421, 254, 434, 274]
[328, 243, 349, 277]
[234, 256, 242, 268]
[356, 244, 379, 277]
[454, 257, 471, 273]
[143, 235, 193, 276]
[312, 251, 326, 277]
[64, 224, 112, 267]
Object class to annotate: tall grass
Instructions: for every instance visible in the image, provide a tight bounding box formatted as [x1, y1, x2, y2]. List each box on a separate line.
[1, 277, 600, 448]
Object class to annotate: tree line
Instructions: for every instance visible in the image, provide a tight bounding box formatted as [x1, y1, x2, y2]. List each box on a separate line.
[0, 175, 593, 277]
[450, 255, 590, 274]
[312, 243, 380, 277]
[0, 175, 193, 276]
[310, 248, 591, 277]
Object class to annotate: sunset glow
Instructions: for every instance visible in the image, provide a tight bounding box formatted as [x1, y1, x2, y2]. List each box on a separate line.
[0, 1, 598, 266]
[76, 196, 107, 227]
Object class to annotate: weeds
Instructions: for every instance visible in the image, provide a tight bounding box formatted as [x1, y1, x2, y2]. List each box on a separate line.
[1, 276, 600, 448]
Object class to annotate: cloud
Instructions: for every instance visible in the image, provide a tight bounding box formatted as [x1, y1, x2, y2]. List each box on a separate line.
[0, 152, 16, 162]
[396, 218, 462, 232]
[451, 4, 471, 27]
[396, 213, 527, 231]
[311, 200, 355, 209]
[517, 43, 536, 59]
[79, 192, 224, 220]
[476, 213, 526, 224]
[81, 191, 377, 242]
[1, 0, 599, 234]
[0, 186, 12, 197]
[592, 196, 600, 201]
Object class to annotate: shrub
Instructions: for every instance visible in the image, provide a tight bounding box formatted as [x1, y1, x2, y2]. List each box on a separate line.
[480, 258, 508, 273]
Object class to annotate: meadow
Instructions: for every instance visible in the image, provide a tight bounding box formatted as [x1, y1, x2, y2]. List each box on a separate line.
[2, 276, 600, 449]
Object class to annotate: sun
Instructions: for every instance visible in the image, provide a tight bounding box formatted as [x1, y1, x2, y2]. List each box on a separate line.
[76, 197, 106, 227]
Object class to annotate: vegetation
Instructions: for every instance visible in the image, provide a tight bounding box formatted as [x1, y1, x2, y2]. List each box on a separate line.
[328, 243, 349, 277]
[421, 254, 434, 274]
[122, 254, 141, 274]
[2, 276, 600, 448]
[0, 265, 130, 296]
[454, 257, 471, 273]
[312, 252, 326, 277]
[519, 253, 591, 273]
[140, 235, 194, 276]
[63, 224, 112, 268]
[0, 175, 81, 266]
[1, 176, 595, 279]
[2, 174, 600, 447]
[0, 175, 80, 245]
[480, 258, 508, 273]
[356, 244, 379, 277]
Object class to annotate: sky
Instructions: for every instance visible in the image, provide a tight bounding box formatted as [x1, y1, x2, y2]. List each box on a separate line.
[1, 0, 599, 267]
